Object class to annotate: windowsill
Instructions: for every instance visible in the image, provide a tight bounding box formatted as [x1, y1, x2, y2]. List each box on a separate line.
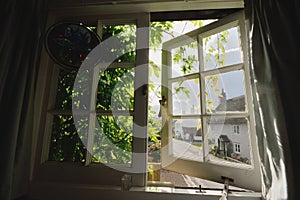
[30, 181, 262, 200]
[145, 184, 261, 199]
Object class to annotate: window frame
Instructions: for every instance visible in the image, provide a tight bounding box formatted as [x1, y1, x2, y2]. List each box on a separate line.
[32, 6, 262, 194]
[234, 143, 241, 153]
[160, 10, 261, 191]
[33, 13, 150, 187]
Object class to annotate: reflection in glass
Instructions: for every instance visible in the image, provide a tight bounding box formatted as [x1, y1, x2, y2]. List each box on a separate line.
[171, 41, 199, 78]
[205, 70, 246, 113]
[206, 117, 251, 165]
[202, 27, 242, 70]
[172, 78, 201, 115]
[171, 118, 203, 162]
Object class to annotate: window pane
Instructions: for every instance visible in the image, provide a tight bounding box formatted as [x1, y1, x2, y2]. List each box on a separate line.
[102, 24, 136, 63]
[92, 115, 133, 164]
[206, 117, 251, 165]
[48, 115, 87, 162]
[171, 78, 201, 115]
[55, 69, 80, 110]
[202, 27, 242, 70]
[205, 70, 246, 113]
[171, 118, 203, 162]
[148, 109, 162, 163]
[55, 67, 134, 111]
[171, 41, 199, 78]
[97, 68, 134, 110]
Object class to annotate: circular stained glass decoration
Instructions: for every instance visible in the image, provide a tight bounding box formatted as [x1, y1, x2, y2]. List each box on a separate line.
[45, 22, 100, 70]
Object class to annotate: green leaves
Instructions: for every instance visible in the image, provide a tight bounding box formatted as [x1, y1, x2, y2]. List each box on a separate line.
[149, 60, 160, 78]
[190, 20, 204, 28]
[49, 20, 232, 165]
[150, 21, 173, 51]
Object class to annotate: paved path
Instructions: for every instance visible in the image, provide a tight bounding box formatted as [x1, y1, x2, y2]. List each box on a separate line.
[172, 138, 203, 161]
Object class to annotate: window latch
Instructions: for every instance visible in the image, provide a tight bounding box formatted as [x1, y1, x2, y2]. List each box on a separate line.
[142, 84, 148, 96]
[219, 176, 234, 200]
[158, 96, 167, 117]
[159, 96, 167, 106]
[198, 185, 204, 193]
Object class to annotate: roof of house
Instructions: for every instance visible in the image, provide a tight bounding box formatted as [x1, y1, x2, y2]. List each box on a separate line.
[208, 94, 247, 124]
[218, 135, 231, 143]
[208, 117, 248, 124]
[215, 95, 245, 112]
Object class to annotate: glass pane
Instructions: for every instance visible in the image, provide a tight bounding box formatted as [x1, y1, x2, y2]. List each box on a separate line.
[205, 70, 246, 113]
[55, 67, 134, 111]
[206, 117, 251, 165]
[48, 115, 87, 162]
[148, 108, 162, 163]
[171, 118, 203, 162]
[171, 41, 199, 78]
[92, 115, 133, 164]
[202, 27, 242, 70]
[97, 68, 134, 110]
[102, 24, 136, 63]
[55, 69, 80, 110]
[172, 78, 201, 115]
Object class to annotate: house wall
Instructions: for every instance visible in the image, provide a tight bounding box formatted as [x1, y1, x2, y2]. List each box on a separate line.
[208, 123, 250, 159]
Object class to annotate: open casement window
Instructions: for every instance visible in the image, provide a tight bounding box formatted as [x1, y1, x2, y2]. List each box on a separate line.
[161, 11, 261, 191]
[39, 14, 149, 186]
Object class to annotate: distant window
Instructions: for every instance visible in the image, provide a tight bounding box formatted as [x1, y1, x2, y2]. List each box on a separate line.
[233, 125, 240, 134]
[234, 143, 241, 153]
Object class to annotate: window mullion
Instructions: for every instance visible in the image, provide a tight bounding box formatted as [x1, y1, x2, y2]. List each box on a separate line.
[42, 65, 60, 162]
[84, 67, 99, 166]
[238, 15, 260, 170]
[97, 20, 103, 41]
[198, 34, 209, 162]
[200, 63, 244, 77]
[168, 73, 199, 83]
[161, 46, 171, 168]
[131, 14, 149, 183]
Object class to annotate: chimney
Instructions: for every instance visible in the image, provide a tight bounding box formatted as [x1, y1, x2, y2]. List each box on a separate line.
[219, 88, 226, 104]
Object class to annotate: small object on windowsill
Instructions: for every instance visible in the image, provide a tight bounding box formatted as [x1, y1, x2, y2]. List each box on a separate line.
[121, 174, 132, 191]
[196, 185, 206, 193]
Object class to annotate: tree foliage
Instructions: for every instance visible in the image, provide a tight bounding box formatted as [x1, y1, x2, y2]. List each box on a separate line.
[48, 20, 229, 164]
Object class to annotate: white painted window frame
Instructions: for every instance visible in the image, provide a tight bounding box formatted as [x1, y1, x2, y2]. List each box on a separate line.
[34, 13, 149, 187]
[161, 10, 261, 191]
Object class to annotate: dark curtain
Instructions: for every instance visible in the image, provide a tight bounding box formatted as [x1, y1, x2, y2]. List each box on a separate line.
[0, 0, 48, 199]
[245, 0, 299, 199]
[0, 0, 299, 199]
